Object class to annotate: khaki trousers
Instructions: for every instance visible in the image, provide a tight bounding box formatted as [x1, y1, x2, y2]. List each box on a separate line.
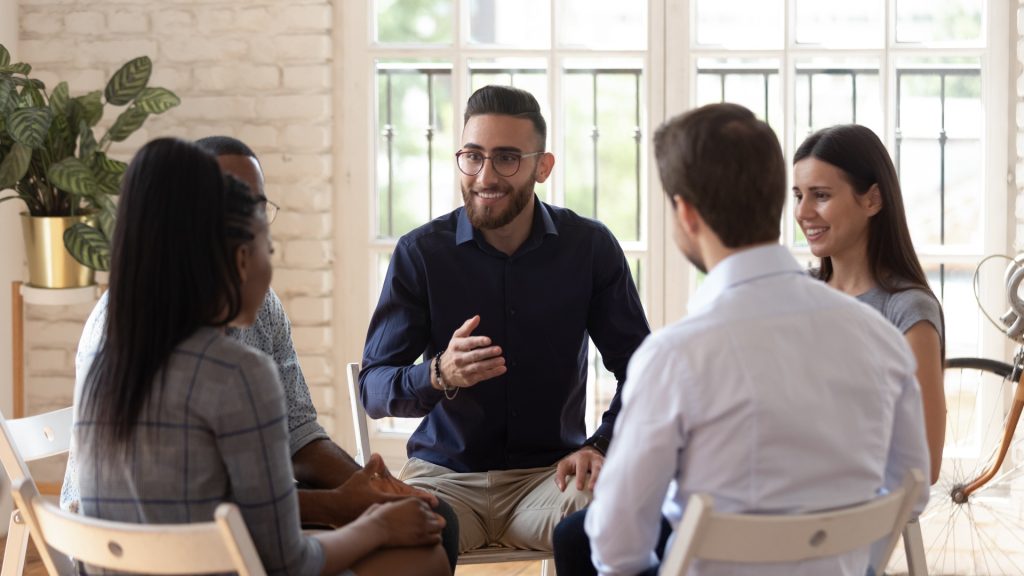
[399, 457, 592, 553]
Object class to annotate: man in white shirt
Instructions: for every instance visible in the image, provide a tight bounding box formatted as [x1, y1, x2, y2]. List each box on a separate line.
[582, 103, 930, 576]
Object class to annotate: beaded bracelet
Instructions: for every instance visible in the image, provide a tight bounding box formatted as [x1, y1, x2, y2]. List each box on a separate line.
[434, 349, 458, 400]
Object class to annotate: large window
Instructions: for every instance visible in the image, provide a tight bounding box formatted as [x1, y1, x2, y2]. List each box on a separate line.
[340, 0, 1009, 464]
[683, 0, 1006, 360]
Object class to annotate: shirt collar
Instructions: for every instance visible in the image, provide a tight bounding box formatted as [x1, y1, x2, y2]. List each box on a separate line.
[455, 195, 559, 252]
[687, 243, 804, 314]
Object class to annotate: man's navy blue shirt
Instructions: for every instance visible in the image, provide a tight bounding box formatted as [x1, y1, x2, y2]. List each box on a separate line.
[360, 198, 650, 473]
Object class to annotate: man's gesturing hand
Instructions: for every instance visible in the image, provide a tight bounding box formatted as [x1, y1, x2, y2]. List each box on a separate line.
[434, 315, 506, 390]
[554, 446, 604, 492]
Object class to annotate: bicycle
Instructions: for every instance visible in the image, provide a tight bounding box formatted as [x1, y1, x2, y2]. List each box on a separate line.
[886, 254, 1024, 575]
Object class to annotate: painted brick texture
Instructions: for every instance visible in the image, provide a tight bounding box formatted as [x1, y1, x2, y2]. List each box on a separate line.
[16, 0, 337, 485]
[1019, 3, 1024, 251]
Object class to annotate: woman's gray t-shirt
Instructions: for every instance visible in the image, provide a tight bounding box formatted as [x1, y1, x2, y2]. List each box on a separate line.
[856, 286, 944, 345]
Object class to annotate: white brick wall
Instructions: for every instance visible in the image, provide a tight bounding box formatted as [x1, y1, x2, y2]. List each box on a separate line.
[1018, 2, 1024, 250]
[15, 0, 337, 485]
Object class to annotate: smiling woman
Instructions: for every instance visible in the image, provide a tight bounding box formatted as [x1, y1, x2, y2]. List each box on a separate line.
[792, 124, 946, 485]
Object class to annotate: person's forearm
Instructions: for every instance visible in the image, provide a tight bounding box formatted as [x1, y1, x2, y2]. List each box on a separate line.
[360, 362, 440, 419]
[292, 439, 367, 527]
[293, 438, 361, 489]
[299, 489, 351, 528]
[314, 516, 387, 576]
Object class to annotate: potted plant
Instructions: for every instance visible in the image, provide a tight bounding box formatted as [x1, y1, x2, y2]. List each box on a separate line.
[0, 43, 180, 288]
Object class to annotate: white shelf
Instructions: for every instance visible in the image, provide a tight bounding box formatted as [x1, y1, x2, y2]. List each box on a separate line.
[19, 284, 98, 306]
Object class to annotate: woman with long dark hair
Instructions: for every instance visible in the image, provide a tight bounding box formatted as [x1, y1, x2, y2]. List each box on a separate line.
[74, 137, 449, 576]
[793, 124, 945, 483]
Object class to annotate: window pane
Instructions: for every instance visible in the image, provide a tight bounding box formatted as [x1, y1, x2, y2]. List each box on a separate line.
[559, 1, 645, 50]
[896, 59, 982, 249]
[696, 59, 782, 131]
[945, 73, 983, 139]
[376, 62, 455, 239]
[468, 0, 550, 48]
[895, 0, 983, 44]
[926, 263, 977, 358]
[794, 0, 883, 47]
[942, 139, 983, 246]
[468, 59, 549, 112]
[376, 0, 454, 44]
[900, 139, 942, 246]
[794, 60, 881, 138]
[563, 61, 644, 242]
[695, 0, 783, 48]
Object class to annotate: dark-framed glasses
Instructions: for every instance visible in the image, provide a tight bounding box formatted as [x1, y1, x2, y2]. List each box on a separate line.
[455, 150, 542, 177]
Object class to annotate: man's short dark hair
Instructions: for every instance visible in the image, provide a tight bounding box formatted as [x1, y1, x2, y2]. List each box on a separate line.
[464, 85, 546, 149]
[195, 135, 260, 165]
[653, 103, 785, 248]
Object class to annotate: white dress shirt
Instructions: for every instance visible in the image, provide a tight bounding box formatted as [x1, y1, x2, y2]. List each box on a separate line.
[585, 244, 930, 576]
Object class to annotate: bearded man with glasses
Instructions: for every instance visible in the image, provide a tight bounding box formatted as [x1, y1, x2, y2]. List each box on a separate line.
[360, 85, 651, 554]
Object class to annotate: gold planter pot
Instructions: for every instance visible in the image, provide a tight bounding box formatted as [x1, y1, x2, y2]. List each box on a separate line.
[21, 213, 96, 289]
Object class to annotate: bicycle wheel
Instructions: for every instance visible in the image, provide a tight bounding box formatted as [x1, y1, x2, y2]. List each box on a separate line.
[887, 357, 1024, 575]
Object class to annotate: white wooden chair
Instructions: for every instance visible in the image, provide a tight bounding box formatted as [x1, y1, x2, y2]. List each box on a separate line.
[0, 407, 74, 576]
[901, 518, 928, 576]
[11, 477, 266, 576]
[346, 362, 556, 575]
[658, 469, 926, 576]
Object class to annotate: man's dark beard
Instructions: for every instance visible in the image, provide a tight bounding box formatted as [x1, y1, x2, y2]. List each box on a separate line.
[463, 180, 533, 230]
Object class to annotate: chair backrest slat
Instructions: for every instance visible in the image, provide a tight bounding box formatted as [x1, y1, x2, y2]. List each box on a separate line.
[0, 407, 73, 486]
[0, 407, 76, 576]
[658, 469, 925, 576]
[696, 490, 903, 561]
[13, 478, 267, 576]
[346, 362, 371, 467]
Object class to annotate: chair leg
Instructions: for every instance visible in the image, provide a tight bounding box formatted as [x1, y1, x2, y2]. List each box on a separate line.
[540, 558, 555, 576]
[2, 510, 29, 576]
[903, 519, 928, 576]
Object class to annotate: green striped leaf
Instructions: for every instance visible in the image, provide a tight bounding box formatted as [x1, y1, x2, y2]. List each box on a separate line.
[63, 222, 110, 271]
[96, 195, 117, 240]
[133, 87, 180, 114]
[93, 152, 128, 177]
[0, 63, 30, 75]
[105, 106, 148, 143]
[11, 77, 44, 90]
[93, 168, 121, 196]
[0, 141, 32, 188]
[105, 56, 151, 105]
[8, 107, 52, 148]
[47, 157, 98, 196]
[91, 152, 127, 196]
[71, 91, 103, 128]
[0, 44, 9, 67]
[19, 85, 46, 108]
[49, 81, 69, 116]
[47, 107, 73, 159]
[78, 121, 97, 160]
[0, 77, 14, 114]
